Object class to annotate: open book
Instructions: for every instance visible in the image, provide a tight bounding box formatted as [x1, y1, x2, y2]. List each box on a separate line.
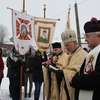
[49, 65, 60, 71]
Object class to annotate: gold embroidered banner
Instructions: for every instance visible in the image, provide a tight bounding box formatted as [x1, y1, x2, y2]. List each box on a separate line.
[34, 17, 56, 51]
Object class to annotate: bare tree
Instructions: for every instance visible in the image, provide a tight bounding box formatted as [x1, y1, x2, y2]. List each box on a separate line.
[0, 24, 8, 43]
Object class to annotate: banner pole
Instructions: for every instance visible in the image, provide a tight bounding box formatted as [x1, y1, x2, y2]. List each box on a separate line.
[22, 0, 25, 13]
[19, 1, 26, 100]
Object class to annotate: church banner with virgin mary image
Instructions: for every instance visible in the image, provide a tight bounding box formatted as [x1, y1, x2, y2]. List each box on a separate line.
[34, 17, 56, 51]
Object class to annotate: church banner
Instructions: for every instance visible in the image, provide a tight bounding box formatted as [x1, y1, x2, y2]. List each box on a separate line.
[34, 17, 56, 51]
[12, 9, 37, 55]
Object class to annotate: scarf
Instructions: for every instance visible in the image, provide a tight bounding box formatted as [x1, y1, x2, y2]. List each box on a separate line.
[84, 44, 100, 74]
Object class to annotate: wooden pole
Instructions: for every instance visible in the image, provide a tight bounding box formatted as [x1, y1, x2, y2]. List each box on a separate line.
[19, 64, 23, 100]
[22, 0, 25, 12]
[43, 4, 46, 18]
[74, 2, 81, 46]
[19, 1, 26, 100]
[43, 4, 46, 100]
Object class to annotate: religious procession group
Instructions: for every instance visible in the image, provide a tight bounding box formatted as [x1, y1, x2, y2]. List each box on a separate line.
[0, 16, 100, 100]
[0, 46, 44, 100]
[1, 4, 100, 100]
[42, 17, 100, 100]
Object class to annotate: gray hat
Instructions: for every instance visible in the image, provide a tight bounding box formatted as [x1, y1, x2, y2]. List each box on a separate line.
[61, 29, 77, 44]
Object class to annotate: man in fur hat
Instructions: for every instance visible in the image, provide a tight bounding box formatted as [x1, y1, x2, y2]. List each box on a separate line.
[71, 17, 100, 100]
[60, 29, 87, 100]
[43, 42, 69, 100]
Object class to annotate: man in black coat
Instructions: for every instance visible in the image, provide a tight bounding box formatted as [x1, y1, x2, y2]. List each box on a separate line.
[71, 17, 100, 100]
[32, 50, 43, 100]
[24, 47, 35, 98]
[24, 49, 43, 100]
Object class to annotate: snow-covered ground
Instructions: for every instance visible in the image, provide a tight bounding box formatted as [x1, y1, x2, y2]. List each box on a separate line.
[0, 57, 43, 100]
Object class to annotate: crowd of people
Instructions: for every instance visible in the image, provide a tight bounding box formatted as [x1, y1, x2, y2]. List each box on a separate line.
[6, 47, 44, 100]
[0, 17, 100, 100]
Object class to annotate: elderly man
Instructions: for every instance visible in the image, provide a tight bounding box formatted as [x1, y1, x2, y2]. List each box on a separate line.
[60, 29, 87, 100]
[71, 18, 100, 100]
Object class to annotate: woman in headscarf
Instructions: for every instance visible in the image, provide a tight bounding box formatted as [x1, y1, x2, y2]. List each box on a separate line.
[6, 47, 22, 100]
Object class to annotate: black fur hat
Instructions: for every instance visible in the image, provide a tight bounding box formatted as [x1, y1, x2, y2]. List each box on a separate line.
[52, 42, 61, 48]
[84, 17, 100, 33]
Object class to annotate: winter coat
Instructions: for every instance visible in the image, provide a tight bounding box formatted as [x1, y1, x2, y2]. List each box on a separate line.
[24, 55, 33, 73]
[23, 51, 43, 82]
[32, 54, 43, 82]
[6, 56, 21, 80]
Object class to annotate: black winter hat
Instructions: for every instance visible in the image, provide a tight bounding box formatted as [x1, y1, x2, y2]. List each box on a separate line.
[84, 17, 100, 33]
[52, 42, 61, 48]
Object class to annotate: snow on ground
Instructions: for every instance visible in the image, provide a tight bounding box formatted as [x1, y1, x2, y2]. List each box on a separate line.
[0, 57, 43, 100]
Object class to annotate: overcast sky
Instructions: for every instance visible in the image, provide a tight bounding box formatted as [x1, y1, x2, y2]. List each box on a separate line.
[0, 0, 100, 42]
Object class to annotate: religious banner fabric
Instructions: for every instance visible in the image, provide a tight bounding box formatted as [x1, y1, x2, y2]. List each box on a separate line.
[34, 17, 56, 51]
[12, 9, 37, 55]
